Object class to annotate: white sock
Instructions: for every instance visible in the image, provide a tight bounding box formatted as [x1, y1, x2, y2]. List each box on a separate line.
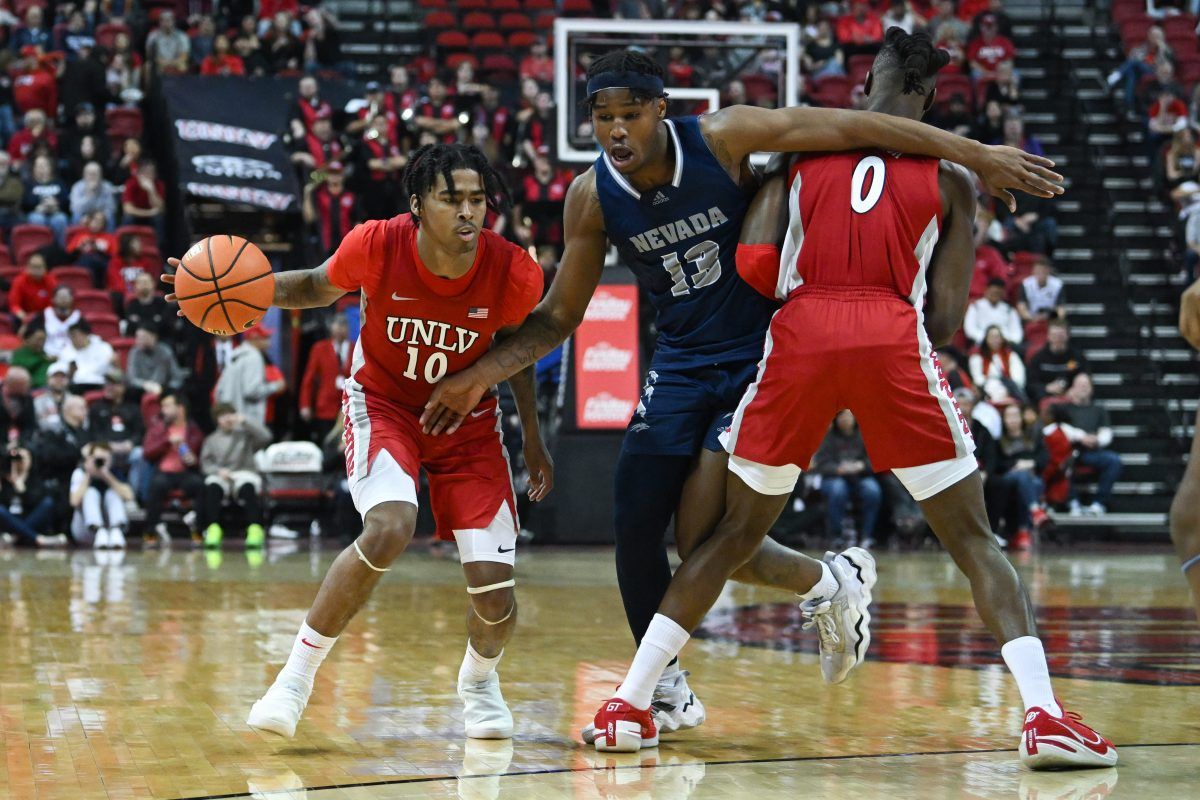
[799, 560, 839, 601]
[1001, 636, 1061, 716]
[460, 641, 502, 684]
[279, 621, 337, 685]
[615, 614, 690, 709]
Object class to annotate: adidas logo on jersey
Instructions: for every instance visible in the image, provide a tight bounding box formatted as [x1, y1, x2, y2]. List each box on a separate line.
[652, 191, 669, 206]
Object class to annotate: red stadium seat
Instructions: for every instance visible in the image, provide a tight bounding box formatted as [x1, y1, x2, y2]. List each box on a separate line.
[13, 0, 46, 18]
[457, 0, 489, 8]
[847, 54, 875, 82]
[1120, 19, 1154, 50]
[0, 266, 19, 283]
[936, 74, 974, 107]
[741, 73, 779, 104]
[112, 337, 134, 369]
[436, 30, 469, 49]
[85, 313, 121, 341]
[0, 318, 14, 337]
[10, 224, 54, 265]
[424, 11, 456, 30]
[471, 31, 507, 50]
[535, 13, 555, 30]
[445, 53, 479, 72]
[1162, 15, 1197, 39]
[106, 107, 144, 140]
[490, 0, 521, 9]
[507, 31, 538, 49]
[561, 0, 592, 15]
[809, 75, 852, 108]
[74, 289, 114, 315]
[51, 267, 94, 292]
[1178, 58, 1200, 89]
[417, 0, 448, 7]
[94, 21, 131, 50]
[499, 12, 533, 30]
[524, 0, 555, 9]
[1168, 32, 1199, 56]
[116, 225, 158, 252]
[482, 53, 518, 82]
[0, 243, 11, 267]
[462, 12, 496, 30]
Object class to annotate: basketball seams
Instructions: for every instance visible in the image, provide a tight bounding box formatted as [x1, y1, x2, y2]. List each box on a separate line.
[174, 270, 274, 302]
[212, 237, 251, 281]
[206, 236, 239, 334]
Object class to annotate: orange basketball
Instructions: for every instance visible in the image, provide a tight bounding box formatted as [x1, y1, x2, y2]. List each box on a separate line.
[175, 235, 275, 336]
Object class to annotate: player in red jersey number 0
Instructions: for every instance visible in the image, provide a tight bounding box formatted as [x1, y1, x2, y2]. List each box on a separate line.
[164, 144, 553, 741]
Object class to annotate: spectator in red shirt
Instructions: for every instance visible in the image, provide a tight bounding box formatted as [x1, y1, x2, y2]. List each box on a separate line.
[355, 112, 406, 219]
[291, 112, 344, 180]
[836, 2, 884, 56]
[289, 75, 332, 140]
[971, 212, 1011, 300]
[67, 210, 118, 287]
[298, 314, 353, 439]
[415, 76, 463, 144]
[200, 35, 245, 76]
[967, 14, 1015, 81]
[520, 39, 554, 85]
[9, 253, 56, 326]
[301, 161, 357, 258]
[142, 392, 206, 541]
[384, 65, 420, 119]
[107, 235, 161, 302]
[1148, 90, 1189, 155]
[7, 109, 57, 168]
[666, 46, 695, 88]
[121, 160, 165, 241]
[512, 157, 573, 250]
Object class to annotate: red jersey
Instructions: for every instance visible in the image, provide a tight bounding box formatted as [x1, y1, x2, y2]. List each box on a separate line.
[326, 214, 543, 410]
[967, 35, 1015, 72]
[740, 150, 943, 301]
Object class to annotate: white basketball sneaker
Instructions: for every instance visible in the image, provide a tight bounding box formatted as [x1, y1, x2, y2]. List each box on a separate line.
[247, 676, 312, 738]
[93, 528, 111, 549]
[458, 672, 513, 739]
[109, 528, 127, 549]
[801, 547, 877, 684]
[581, 667, 706, 744]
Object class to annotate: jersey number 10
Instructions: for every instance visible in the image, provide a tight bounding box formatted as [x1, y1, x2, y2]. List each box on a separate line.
[402, 347, 449, 383]
[661, 239, 722, 297]
[851, 155, 886, 214]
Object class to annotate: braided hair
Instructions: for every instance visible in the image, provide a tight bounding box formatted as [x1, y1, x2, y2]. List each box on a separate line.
[585, 49, 667, 109]
[876, 27, 951, 95]
[401, 143, 512, 225]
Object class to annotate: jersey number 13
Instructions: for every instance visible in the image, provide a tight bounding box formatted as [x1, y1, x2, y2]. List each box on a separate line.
[661, 239, 722, 297]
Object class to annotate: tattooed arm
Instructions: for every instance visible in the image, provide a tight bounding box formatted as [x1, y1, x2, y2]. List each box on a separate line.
[163, 259, 347, 311]
[421, 169, 607, 434]
[698, 105, 1064, 212]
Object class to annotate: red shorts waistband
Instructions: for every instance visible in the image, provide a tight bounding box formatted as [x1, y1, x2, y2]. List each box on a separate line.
[791, 284, 907, 301]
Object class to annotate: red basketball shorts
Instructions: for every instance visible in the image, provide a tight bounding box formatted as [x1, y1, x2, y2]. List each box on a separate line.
[341, 380, 518, 556]
[725, 287, 976, 497]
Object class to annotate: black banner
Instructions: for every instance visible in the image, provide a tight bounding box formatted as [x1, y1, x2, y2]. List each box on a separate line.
[161, 76, 299, 212]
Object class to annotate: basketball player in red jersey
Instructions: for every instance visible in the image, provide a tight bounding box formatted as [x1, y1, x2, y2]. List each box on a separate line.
[164, 144, 552, 741]
[1171, 276, 1200, 619]
[588, 30, 1118, 769]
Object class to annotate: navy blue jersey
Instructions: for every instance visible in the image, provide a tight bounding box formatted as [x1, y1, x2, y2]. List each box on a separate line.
[594, 116, 777, 369]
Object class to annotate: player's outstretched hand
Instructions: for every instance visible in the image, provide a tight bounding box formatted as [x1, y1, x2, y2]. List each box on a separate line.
[1180, 277, 1200, 350]
[975, 145, 1064, 212]
[161, 258, 183, 316]
[523, 435, 555, 502]
[422, 369, 489, 435]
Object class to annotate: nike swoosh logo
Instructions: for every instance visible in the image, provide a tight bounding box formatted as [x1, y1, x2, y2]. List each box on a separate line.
[301, 638, 322, 649]
[391, 293, 415, 301]
[497, 545, 515, 553]
[470, 409, 490, 418]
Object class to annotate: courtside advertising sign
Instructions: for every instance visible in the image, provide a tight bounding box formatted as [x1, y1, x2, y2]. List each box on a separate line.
[574, 285, 639, 429]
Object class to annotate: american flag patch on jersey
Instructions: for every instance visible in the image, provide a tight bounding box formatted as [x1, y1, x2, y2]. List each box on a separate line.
[468, 307, 489, 319]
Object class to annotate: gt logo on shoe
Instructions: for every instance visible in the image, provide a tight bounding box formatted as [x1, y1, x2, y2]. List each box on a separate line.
[606, 702, 623, 712]
[1025, 711, 1038, 724]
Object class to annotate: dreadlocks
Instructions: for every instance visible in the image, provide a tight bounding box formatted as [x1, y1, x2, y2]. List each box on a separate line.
[585, 49, 668, 109]
[401, 143, 512, 225]
[874, 27, 951, 96]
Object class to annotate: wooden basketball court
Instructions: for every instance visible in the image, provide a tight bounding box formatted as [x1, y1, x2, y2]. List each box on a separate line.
[1, 545, 1196, 799]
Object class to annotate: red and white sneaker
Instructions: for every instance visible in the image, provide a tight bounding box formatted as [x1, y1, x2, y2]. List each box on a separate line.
[591, 697, 659, 753]
[1020, 704, 1118, 769]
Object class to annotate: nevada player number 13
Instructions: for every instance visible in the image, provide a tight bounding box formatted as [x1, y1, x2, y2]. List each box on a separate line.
[662, 239, 721, 297]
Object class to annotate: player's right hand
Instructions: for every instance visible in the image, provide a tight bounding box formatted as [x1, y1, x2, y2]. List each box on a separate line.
[1181, 277, 1200, 350]
[422, 370, 489, 435]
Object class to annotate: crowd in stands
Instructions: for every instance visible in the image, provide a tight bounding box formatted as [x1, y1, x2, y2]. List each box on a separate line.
[0, 0, 1121, 552]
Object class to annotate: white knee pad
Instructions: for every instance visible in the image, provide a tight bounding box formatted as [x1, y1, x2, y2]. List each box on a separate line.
[892, 455, 978, 501]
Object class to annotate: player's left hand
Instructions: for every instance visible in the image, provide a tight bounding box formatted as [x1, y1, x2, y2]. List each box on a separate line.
[974, 145, 1064, 212]
[1181, 277, 1200, 350]
[161, 260, 184, 316]
[523, 436, 554, 502]
[422, 369, 489, 435]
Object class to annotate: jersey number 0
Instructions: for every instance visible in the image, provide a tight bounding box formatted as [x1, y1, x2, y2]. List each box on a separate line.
[661, 239, 722, 297]
[851, 155, 886, 214]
